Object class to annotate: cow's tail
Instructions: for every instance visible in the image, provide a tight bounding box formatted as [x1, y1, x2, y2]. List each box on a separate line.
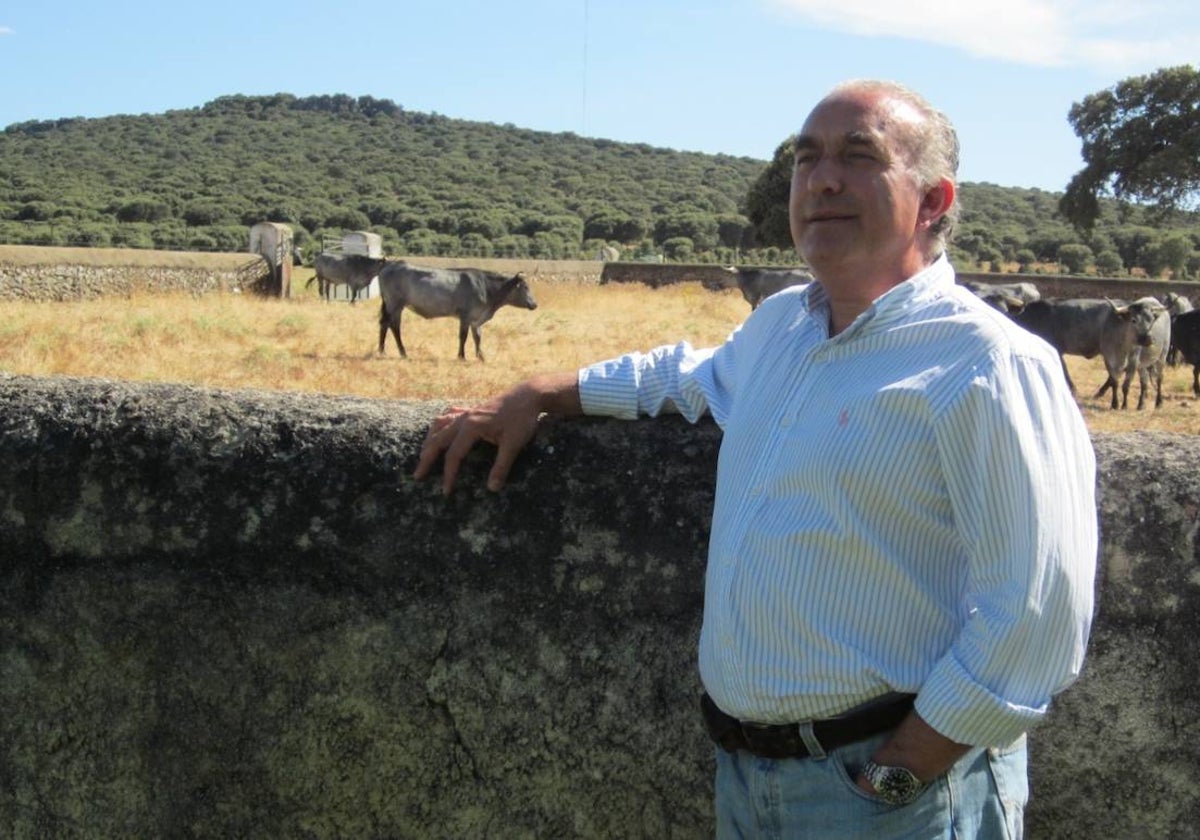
[305, 275, 317, 289]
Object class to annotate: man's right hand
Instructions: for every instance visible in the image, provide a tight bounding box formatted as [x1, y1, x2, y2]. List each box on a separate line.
[412, 372, 582, 496]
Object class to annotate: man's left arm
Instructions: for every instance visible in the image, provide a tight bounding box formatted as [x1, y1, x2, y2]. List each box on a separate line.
[856, 712, 968, 792]
[862, 350, 1099, 789]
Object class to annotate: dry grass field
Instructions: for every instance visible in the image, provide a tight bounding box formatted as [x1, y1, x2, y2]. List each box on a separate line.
[1, 261, 1197, 436]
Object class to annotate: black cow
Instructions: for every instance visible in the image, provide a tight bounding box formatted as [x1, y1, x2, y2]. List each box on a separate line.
[723, 267, 812, 310]
[1169, 309, 1200, 397]
[964, 280, 1041, 313]
[308, 253, 388, 303]
[1011, 297, 1167, 409]
[377, 263, 538, 360]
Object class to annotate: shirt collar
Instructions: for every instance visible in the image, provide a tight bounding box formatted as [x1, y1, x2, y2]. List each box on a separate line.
[802, 254, 956, 340]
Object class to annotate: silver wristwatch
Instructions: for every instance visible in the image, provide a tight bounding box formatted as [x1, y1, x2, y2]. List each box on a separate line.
[861, 760, 925, 806]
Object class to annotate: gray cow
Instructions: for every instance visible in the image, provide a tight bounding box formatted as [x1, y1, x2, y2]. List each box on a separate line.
[1163, 291, 1194, 317]
[723, 267, 812, 310]
[1011, 297, 1168, 409]
[377, 263, 538, 360]
[308, 253, 389, 303]
[1093, 298, 1170, 410]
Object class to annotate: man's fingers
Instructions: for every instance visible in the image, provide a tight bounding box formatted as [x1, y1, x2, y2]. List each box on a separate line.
[424, 407, 466, 439]
[413, 436, 444, 480]
[439, 425, 483, 496]
[486, 441, 522, 492]
[414, 411, 464, 480]
[412, 399, 534, 495]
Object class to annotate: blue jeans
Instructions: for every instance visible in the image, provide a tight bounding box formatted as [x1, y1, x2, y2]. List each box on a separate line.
[714, 730, 1027, 839]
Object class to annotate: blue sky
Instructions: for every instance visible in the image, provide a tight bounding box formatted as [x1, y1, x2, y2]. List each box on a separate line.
[0, 0, 1195, 192]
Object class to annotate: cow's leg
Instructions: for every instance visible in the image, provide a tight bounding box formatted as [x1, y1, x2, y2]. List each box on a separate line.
[1135, 366, 1148, 410]
[1100, 361, 1121, 409]
[1193, 365, 1200, 397]
[1118, 365, 1133, 409]
[1154, 365, 1164, 408]
[378, 302, 406, 357]
[1058, 355, 1076, 393]
[393, 309, 407, 358]
[457, 320, 469, 360]
[472, 326, 484, 361]
[378, 302, 390, 354]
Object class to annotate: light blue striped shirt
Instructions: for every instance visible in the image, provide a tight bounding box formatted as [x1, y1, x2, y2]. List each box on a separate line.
[577, 256, 1097, 748]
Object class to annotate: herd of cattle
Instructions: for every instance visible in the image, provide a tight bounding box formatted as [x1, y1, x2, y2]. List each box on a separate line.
[964, 279, 1198, 410]
[302, 254, 1200, 408]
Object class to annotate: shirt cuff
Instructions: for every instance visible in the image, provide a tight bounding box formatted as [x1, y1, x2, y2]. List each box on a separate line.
[577, 358, 639, 419]
[915, 652, 1048, 747]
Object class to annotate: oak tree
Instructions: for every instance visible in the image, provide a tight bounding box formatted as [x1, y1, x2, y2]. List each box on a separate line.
[1061, 65, 1200, 231]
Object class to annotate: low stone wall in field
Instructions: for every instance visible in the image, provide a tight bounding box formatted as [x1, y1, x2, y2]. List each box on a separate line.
[602, 262, 1200, 304]
[0, 245, 273, 301]
[1, 374, 1198, 839]
[391, 255, 606, 285]
[954, 270, 1199, 302]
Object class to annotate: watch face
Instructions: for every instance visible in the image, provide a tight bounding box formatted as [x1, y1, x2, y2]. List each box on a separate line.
[866, 762, 925, 806]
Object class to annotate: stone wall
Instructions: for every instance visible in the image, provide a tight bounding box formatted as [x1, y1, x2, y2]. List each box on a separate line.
[0, 374, 1197, 838]
[601, 262, 1200, 303]
[0, 248, 273, 301]
[393, 255, 605, 285]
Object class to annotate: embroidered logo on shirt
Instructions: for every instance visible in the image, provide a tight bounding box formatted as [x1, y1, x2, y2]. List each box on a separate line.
[838, 409, 850, 427]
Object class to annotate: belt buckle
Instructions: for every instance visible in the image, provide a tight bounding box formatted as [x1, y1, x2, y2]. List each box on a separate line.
[740, 722, 805, 759]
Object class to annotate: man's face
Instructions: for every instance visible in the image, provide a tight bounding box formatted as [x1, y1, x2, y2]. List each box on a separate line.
[788, 90, 930, 282]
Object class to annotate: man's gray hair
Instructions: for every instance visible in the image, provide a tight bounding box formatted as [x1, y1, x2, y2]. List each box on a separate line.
[825, 80, 961, 254]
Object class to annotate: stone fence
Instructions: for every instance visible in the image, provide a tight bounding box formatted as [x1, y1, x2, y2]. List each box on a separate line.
[3, 246, 1195, 304]
[0, 374, 1197, 838]
[601, 261, 1200, 303]
[0, 246, 273, 301]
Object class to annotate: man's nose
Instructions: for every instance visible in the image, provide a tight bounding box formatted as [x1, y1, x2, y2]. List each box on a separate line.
[804, 156, 843, 194]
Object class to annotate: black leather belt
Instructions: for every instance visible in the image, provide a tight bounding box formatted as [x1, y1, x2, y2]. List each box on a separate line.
[700, 692, 915, 760]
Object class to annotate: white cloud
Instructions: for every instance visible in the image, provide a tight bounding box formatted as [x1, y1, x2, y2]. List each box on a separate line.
[0, 27, 13, 36]
[767, 0, 1199, 72]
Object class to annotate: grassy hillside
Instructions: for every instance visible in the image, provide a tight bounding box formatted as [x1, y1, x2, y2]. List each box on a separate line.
[1, 93, 1197, 275]
[0, 94, 764, 262]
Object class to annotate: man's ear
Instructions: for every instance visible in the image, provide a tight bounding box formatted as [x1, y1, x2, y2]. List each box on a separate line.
[918, 177, 956, 231]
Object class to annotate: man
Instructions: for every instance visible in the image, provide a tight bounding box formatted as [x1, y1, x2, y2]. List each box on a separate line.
[415, 80, 1097, 838]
